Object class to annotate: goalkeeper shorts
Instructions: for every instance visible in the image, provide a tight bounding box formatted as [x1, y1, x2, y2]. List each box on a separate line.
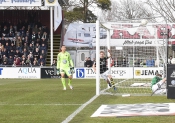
[60, 68, 72, 76]
[152, 80, 166, 94]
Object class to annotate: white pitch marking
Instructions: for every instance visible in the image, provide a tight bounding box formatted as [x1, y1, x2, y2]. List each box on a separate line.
[0, 103, 82, 106]
[61, 95, 99, 123]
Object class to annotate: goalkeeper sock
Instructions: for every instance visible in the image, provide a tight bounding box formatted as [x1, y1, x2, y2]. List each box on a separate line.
[61, 78, 66, 88]
[68, 78, 72, 85]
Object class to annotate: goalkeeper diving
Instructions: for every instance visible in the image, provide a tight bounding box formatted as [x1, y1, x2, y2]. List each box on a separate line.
[57, 45, 74, 90]
[92, 50, 116, 90]
[151, 73, 166, 95]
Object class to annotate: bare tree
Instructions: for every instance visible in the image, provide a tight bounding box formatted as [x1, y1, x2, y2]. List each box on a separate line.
[146, 0, 175, 23]
[99, 0, 155, 22]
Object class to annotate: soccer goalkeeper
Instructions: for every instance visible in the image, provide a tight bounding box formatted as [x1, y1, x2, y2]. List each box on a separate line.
[151, 73, 166, 95]
[92, 50, 116, 90]
[57, 45, 74, 90]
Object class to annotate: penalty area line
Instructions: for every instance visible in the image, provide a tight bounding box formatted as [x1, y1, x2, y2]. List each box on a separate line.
[61, 95, 99, 123]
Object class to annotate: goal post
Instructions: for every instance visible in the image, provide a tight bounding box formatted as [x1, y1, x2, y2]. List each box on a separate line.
[95, 20, 167, 96]
[96, 20, 100, 95]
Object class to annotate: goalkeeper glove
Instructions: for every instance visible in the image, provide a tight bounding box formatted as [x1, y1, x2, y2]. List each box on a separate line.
[57, 69, 60, 75]
[70, 67, 75, 74]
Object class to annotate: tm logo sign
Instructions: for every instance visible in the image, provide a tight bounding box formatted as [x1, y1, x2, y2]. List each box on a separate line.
[76, 69, 85, 78]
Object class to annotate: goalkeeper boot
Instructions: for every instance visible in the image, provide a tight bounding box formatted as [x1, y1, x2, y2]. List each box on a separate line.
[68, 84, 73, 90]
[63, 87, 66, 90]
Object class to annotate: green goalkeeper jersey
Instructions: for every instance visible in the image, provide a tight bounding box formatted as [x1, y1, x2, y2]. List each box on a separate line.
[57, 51, 74, 69]
[151, 76, 162, 88]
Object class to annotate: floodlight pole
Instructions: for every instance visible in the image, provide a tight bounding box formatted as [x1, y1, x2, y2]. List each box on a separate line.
[96, 20, 100, 95]
[50, 6, 53, 65]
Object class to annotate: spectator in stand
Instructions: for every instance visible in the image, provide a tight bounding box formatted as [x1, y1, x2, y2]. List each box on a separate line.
[84, 57, 88, 67]
[33, 48, 40, 60]
[1, 36, 5, 46]
[52, 59, 56, 66]
[41, 38, 47, 46]
[2, 55, 8, 63]
[16, 36, 22, 52]
[42, 31, 48, 40]
[35, 43, 40, 51]
[21, 55, 26, 62]
[40, 43, 46, 53]
[36, 31, 42, 40]
[122, 58, 127, 67]
[20, 26, 26, 37]
[33, 57, 38, 64]
[40, 61, 44, 67]
[21, 48, 28, 58]
[1, 47, 8, 58]
[23, 36, 29, 45]
[32, 60, 38, 67]
[21, 60, 26, 67]
[8, 49, 15, 58]
[134, 59, 141, 67]
[12, 61, 16, 67]
[9, 25, 15, 37]
[2, 25, 9, 37]
[85, 57, 92, 67]
[36, 39, 41, 45]
[8, 55, 14, 65]
[26, 25, 32, 37]
[14, 56, 20, 66]
[26, 55, 32, 66]
[29, 52, 34, 63]
[42, 26, 49, 35]
[10, 43, 16, 51]
[38, 27, 43, 35]
[28, 43, 34, 53]
[32, 25, 39, 34]
[31, 31, 37, 42]
[5, 38, 11, 45]
[168, 56, 173, 64]
[14, 49, 21, 58]
[2, 60, 8, 67]
[38, 55, 45, 66]
[146, 57, 155, 67]
[40, 49, 46, 59]
[4, 42, 10, 54]
[22, 42, 28, 52]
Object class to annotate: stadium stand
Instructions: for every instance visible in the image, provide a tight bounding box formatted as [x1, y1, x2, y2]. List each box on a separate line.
[0, 19, 49, 67]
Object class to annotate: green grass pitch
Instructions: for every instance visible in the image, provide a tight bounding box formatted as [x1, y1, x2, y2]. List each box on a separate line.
[0, 79, 175, 123]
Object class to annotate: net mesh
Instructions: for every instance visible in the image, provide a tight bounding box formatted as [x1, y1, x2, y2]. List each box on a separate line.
[98, 23, 166, 96]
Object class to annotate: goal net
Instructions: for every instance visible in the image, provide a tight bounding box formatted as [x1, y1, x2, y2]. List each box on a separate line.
[96, 21, 167, 96]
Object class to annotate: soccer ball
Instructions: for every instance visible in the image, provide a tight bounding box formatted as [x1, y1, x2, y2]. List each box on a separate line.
[171, 80, 175, 85]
